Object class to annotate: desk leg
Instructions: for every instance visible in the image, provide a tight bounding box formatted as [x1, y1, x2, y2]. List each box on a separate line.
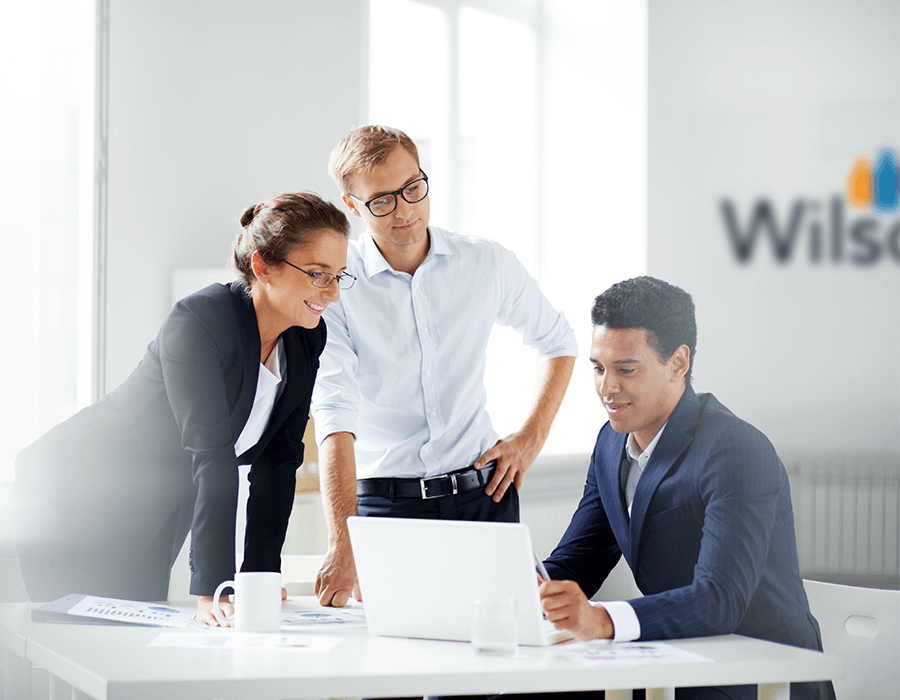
[48, 674, 73, 700]
[646, 688, 674, 700]
[3, 647, 31, 700]
[758, 682, 790, 700]
[47, 675, 95, 700]
[606, 690, 632, 700]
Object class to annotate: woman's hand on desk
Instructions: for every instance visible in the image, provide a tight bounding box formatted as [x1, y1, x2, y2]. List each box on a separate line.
[196, 595, 233, 627]
[195, 589, 285, 626]
[539, 580, 614, 641]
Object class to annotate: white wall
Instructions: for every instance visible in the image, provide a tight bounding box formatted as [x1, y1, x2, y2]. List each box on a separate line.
[648, 0, 900, 456]
[104, 0, 366, 390]
[99, 0, 900, 468]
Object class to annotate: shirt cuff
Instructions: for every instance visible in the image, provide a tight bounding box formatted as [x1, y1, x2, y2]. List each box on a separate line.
[534, 329, 578, 362]
[592, 600, 640, 642]
[310, 406, 358, 446]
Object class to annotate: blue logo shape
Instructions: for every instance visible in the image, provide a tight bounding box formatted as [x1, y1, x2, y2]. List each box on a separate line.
[873, 148, 899, 213]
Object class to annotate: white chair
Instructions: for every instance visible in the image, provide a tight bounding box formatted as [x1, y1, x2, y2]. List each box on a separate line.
[803, 578, 900, 700]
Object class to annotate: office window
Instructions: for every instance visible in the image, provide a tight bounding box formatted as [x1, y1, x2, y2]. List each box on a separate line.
[0, 0, 96, 479]
[369, 0, 646, 456]
[369, 0, 544, 444]
[458, 5, 537, 267]
[369, 0, 450, 226]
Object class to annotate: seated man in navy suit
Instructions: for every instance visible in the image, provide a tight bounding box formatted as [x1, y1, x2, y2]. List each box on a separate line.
[539, 276, 835, 700]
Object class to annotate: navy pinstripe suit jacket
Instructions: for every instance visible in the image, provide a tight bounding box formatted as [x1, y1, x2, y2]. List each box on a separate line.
[545, 386, 834, 700]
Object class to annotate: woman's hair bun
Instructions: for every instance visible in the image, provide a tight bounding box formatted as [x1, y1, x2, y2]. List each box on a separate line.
[240, 202, 261, 228]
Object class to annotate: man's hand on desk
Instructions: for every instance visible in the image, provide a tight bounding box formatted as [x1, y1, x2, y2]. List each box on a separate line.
[474, 428, 542, 503]
[315, 545, 361, 608]
[539, 580, 614, 641]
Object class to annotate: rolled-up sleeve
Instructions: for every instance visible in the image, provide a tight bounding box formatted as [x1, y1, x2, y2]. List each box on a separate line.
[494, 244, 578, 361]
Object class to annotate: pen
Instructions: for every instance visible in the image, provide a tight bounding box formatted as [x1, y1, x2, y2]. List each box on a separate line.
[533, 551, 551, 582]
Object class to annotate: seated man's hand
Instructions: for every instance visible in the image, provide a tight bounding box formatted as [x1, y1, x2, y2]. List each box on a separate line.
[315, 545, 361, 607]
[539, 580, 614, 641]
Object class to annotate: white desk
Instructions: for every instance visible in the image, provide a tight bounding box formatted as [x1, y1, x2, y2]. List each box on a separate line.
[3, 598, 843, 700]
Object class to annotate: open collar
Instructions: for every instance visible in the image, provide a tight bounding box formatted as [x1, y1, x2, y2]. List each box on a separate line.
[359, 227, 452, 278]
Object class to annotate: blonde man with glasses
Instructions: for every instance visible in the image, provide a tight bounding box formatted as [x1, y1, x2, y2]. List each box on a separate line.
[311, 125, 577, 608]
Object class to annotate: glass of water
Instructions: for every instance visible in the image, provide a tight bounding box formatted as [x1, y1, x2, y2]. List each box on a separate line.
[471, 597, 518, 655]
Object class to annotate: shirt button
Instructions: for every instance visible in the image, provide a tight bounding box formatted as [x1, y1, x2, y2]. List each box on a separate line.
[425, 369, 432, 376]
[430, 412, 436, 418]
[423, 446, 430, 453]
[422, 328, 428, 333]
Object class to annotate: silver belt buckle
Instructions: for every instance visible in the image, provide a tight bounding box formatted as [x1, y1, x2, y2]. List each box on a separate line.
[420, 473, 458, 499]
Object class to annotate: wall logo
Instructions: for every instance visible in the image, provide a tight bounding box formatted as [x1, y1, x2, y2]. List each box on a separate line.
[720, 147, 900, 265]
[848, 148, 899, 213]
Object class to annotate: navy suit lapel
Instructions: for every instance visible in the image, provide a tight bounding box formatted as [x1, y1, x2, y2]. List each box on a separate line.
[627, 386, 701, 564]
[599, 431, 633, 567]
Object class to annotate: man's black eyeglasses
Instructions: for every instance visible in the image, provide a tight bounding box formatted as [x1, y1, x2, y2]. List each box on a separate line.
[347, 170, 429, 217]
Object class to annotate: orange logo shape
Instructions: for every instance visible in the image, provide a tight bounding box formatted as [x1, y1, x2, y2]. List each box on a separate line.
[847, 158, 872, 206]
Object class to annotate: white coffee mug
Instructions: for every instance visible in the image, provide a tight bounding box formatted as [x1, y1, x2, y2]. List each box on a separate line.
[212, 571, 282, 632]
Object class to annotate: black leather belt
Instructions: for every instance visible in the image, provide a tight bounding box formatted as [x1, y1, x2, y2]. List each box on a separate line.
[356, 461, 497, 500]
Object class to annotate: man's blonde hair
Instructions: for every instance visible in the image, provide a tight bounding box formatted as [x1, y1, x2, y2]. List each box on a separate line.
[328, 125, 420, 194]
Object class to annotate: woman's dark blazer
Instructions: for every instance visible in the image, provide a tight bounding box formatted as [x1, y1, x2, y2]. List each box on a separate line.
[15, 282, 325, 600]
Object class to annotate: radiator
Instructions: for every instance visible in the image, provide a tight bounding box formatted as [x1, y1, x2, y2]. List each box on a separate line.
[784, 453, 900, 583]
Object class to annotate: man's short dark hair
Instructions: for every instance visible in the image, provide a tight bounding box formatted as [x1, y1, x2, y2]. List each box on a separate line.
[591, 276, 697, 383]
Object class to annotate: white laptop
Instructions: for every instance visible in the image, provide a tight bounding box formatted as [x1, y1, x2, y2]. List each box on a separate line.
[347, 516, 571, 646]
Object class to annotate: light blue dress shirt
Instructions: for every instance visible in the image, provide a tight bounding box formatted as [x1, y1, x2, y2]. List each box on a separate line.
[311, 226, 578, 480]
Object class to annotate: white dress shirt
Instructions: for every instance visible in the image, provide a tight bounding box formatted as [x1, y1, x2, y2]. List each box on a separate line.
[593, 423, 668, 642]
[311, 226, 578, 479]
[234, 337, 286, 457]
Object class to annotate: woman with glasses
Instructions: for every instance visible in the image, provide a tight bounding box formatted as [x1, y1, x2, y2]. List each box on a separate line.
[15, 192, 355, 625]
